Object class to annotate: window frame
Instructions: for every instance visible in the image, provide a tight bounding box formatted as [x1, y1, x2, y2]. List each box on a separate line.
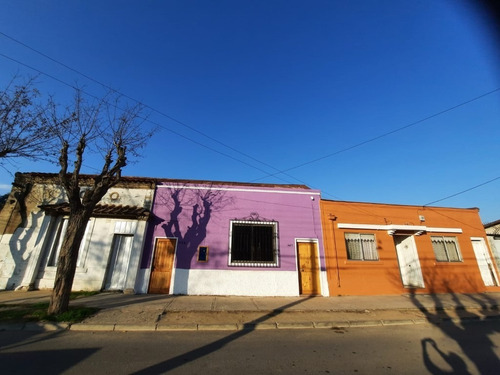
[46, 216, 68, 267]
[431, 236, 462, 262]
[344, 232, 379, 261]
[45, 216, 92, 268]
[228, 220, 279, 267]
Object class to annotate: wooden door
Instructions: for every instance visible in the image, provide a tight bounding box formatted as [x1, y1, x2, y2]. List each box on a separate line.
[148, 238, 176, 294]
[297, 242, 320, 295]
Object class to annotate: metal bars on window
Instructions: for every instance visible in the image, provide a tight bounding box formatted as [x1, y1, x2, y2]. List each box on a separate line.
[228, 220, 279, 267]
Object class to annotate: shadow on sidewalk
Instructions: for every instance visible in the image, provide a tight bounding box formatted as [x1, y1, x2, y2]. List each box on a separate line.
[131, 296, 314, 375]
[73, 293, 174, 310]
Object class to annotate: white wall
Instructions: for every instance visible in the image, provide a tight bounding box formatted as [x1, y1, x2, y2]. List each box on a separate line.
[0, 179, 153, 291]
[488, 236, 500, 271]
[133, 268, 330, 296]
[0, 210, 48, 290]
[36, 218, 148, 291]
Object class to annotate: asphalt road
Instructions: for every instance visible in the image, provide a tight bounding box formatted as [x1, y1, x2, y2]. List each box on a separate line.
[1, 321, 499, 374]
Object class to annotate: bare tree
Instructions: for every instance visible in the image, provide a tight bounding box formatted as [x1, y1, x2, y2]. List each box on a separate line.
[0, 76, 55, 164]
[46, 90, 151, 315]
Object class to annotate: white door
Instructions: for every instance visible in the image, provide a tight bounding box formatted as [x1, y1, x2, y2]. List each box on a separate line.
[394, 235, 425, 288]
[471, 238, 499, 287]
[104, 235, 133, 290]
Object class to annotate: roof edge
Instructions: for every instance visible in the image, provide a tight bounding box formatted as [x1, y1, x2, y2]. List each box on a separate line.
[15, 172, 311, 190]
[484, 219, 500, 228]
[320, 198, 480, 212]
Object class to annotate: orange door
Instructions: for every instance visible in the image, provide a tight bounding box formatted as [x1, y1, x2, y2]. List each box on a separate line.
[148, 238, 176, 294]
[297, 242, 320, 295]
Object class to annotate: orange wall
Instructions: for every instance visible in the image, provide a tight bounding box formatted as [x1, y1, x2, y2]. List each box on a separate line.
[321, 200, 500, 296]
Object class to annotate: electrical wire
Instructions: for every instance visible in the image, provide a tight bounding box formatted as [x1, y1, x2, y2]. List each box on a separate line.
[424, 175, 500, 206]
[0, 31, 306, 185]
[1, 32, 499, 210]
[250, 87, 500, 181]
[0, 52, 298, 184]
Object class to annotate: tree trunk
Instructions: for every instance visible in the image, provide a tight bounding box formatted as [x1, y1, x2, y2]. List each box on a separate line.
[48, 210, 90, 315]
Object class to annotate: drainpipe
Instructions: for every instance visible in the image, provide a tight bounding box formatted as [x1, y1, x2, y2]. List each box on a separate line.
[329, 214, 341, 288]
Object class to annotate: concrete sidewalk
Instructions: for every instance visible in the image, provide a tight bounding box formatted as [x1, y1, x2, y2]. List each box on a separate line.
[1, 290, 500, 332]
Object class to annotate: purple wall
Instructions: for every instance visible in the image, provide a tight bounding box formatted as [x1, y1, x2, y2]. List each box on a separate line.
[141, 182, 324, 271]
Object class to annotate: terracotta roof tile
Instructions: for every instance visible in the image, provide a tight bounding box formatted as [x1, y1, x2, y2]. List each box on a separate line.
[39, 203, 150, 220]
[16, 172, 311, 190]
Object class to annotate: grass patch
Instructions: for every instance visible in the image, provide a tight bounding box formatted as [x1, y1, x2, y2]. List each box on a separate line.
[0, 302, 99, 323]
[70, 291, 100, 300]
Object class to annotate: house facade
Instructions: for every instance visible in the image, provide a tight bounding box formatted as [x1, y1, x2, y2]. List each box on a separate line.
[485, 219, 500, 272]
[0, 173, 154, 292]
[321, 199, 500, 296]
[2, 171, 496, 298]
[135, 179, 328, 296]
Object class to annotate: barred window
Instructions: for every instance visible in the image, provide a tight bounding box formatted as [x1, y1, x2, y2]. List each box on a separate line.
[229, 221, 279, 267]
[345, 233, 378, 261]
[431, 236, 462, 262]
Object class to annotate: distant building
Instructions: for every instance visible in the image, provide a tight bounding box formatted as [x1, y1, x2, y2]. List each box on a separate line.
[484, 219, 500, 273]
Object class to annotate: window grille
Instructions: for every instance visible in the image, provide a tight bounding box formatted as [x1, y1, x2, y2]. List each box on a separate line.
[229, 220, 279, 267]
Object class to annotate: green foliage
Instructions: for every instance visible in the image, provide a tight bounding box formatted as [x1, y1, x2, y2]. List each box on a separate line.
[0, 302, 99, 323]
[69, 291, 100, 300]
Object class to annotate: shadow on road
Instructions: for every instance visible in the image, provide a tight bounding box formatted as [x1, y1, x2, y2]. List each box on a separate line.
[0, 347, 100, 373]
[410, 291, 500, 374]
[131, 296, 314, 375]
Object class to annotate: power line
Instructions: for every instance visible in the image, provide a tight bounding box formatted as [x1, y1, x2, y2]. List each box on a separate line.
[424, 175, 500, 206]
[1, 32, 498, 208]
[0, 52, 297, 183]
[0, 31, 306, 185]
[251, 87, 500, 182]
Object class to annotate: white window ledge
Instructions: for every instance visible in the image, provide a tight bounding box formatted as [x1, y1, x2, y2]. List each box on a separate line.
[337, 223, 462, 235]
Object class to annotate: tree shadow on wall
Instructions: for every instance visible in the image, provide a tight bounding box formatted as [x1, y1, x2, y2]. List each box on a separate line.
[4, 181, 41, 290]
[160, 186, 233, 294]
[3, 178, 63, 290]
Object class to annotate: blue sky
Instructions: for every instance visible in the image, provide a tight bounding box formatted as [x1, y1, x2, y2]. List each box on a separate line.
[0, 1, 499, 223]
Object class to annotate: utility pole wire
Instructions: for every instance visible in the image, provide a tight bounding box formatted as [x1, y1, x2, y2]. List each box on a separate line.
[424, 175, 500, 206]
[0, 31, 304, 184]
[1, 31, 499, 206]
[251, 87, 500, 181]
[0, 52, 295, 183]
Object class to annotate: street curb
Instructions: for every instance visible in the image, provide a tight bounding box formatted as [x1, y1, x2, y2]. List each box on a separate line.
[198, 323, 239, 331]
[0, 322, 70, 332]
[114, 324, 157, 332]
[276, 322, 314, 329]
[157, 323, 198, 331]
[70, 323, 115, 331]
[239, 322, 278, 330]
[2, 314, 499, 332]
[68, 314, 500, 332]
